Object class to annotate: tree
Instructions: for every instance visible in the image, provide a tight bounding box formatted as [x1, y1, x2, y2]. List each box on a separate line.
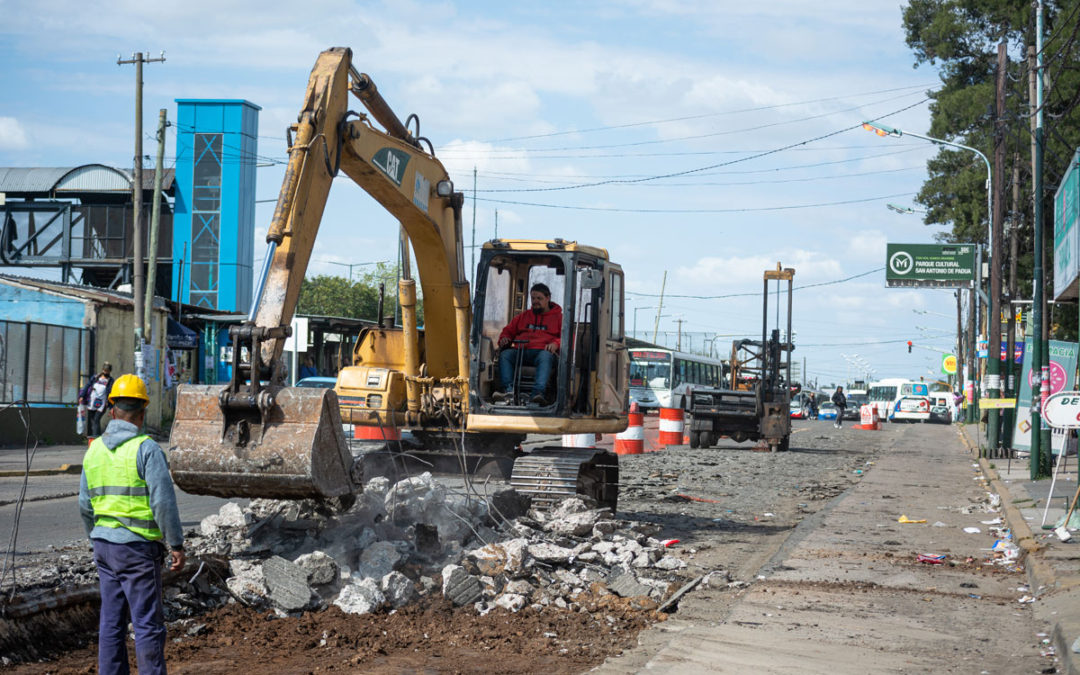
[296, 263, 424, 324]
[903, 0, 1080, 338]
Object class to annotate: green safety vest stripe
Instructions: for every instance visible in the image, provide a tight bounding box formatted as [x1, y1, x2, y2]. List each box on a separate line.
[88, 485, 150, 498]
[85, 435, 162, 541]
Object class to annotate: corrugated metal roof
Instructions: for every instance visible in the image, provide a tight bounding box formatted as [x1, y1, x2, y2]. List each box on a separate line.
[0, 167, 70, 192]
[0, 164, 174, 194]
[0, 273, 169, 311]
[54, 165, 131, 192]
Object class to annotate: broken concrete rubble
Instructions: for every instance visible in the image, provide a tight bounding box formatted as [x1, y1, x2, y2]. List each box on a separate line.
[184, 472, 694, 619]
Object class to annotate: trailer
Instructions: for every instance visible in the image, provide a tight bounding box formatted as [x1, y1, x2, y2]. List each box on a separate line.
[687, 264, 795, 452]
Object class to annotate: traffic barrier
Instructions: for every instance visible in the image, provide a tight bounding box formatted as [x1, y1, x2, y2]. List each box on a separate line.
[658, 407, 684, 446]
[562, 433, 595, 448]
[854, 404, 880, 430]
[354, 424, 402, 442]
[615, 410, 645, 455]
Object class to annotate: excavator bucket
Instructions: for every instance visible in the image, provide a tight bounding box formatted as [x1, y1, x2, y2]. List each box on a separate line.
[168, 384, 357, 499]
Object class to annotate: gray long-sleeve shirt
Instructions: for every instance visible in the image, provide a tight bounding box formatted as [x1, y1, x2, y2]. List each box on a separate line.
[78, 419, 184, 550]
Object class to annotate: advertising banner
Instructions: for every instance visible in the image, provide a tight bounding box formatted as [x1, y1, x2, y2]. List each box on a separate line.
[1053, 148, 1080, 300]
[1012, 339, 1079, 453]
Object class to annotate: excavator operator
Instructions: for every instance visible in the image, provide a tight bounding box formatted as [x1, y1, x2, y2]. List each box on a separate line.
[494, 283, 562, 406]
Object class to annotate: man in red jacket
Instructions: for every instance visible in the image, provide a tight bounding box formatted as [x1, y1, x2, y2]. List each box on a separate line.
[494, 283, 562, 406]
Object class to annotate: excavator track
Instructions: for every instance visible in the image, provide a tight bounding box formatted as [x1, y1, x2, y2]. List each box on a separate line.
[510, 447, 619, 511]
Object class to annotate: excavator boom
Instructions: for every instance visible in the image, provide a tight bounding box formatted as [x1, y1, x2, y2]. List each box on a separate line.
[169, 47, 467, 499]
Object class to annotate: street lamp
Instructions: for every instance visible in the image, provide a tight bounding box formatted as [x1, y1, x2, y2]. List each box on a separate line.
[326, 260, 390, 280]
[887, 203, 927, 215]
[632, 306, 655, 340]
[863, 119, 999, 446]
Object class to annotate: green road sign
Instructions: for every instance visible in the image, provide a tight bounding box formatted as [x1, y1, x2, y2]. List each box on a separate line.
[885, 243, 976, 288]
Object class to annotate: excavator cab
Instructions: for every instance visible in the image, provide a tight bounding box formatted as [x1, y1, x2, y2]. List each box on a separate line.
[469, 239, 627, 426]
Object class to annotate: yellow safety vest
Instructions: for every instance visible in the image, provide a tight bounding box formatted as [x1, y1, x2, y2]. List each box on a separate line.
[84, 435, 162, 541]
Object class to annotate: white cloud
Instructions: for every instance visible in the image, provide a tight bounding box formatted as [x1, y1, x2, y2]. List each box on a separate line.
[0, 117, 30, 150]
[848, 230, 887, 260]
[674, 250, 843, 289]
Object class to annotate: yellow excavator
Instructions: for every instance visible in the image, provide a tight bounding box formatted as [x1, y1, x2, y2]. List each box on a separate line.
[169, 47, 628, 509]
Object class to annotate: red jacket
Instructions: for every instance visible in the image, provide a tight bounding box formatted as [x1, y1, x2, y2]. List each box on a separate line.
[499, 303, 562, 351]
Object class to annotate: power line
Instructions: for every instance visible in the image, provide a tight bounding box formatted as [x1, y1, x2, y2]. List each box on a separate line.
[477, 191, 913, 214]
[484, 82, 937, 143]
[626, 267, 885, 300]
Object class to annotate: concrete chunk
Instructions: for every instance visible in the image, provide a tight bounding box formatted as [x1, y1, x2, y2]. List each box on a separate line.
[469, 538, 530, 577]
[294, 551, 339, 586]
[381, 571, 418, 608]
[262, 556, 312, 611]
[527, 542, 575, 564]
[545, 508, 611, 537]
[333, 578, 385, 615]
[358, 540, 402, 580]
[441, 564, 483, 606]
[607, 570, 652, 598]
[494, 593, 527, 612]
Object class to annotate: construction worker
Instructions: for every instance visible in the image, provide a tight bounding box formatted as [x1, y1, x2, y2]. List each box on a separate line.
[79, 374, 184, 675]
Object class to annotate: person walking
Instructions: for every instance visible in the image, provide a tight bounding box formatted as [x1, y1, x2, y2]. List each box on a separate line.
[78, 362, 114, 437]
[79, 374, 185, 675]
[807, 393, 818, 420]
[832, 386, 847, 429]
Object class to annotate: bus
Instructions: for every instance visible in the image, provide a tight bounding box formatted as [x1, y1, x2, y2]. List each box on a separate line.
[629, 348, 725, 411]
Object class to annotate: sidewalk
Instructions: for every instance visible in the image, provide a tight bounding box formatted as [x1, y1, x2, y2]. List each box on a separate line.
[959, 423, 1080, 675]
[0, 442, 89, 477]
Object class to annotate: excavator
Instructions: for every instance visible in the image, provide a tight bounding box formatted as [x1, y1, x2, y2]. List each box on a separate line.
[168, 47, 627, 509]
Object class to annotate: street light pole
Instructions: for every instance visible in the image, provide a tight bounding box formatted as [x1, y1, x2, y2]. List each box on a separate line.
[863, 120, 996, 448]
[632, 306, 655, 340]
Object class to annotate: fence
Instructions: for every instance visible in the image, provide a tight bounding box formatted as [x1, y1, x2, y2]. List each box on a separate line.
[0, 320, 90, 404]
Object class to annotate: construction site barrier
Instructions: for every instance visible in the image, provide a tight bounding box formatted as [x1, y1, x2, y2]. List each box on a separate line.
[854, 404, 880, 430]
[354, 424, 402, 442]
[615, 411, 645, 455]
[658, 407, 684, 446]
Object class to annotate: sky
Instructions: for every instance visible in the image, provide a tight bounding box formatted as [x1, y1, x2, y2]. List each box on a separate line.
[0, 0, 967, 387]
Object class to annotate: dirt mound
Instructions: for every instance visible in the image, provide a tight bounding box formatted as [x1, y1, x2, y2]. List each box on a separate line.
[7, 597, 658, 674]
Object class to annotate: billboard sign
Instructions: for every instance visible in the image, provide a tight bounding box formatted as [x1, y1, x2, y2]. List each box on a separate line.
[1054, 148, 1080, 300]
[1012, 339, 1079, 453]
[885, 243, 976, 288]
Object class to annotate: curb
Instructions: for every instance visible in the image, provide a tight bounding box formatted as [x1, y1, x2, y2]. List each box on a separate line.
[955, 425, 1077, 674]
[0, 463, 82, 478]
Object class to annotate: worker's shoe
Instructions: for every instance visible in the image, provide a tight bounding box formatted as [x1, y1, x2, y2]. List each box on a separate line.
[493, 391, 512, 404]
[529, 394, 547, 406]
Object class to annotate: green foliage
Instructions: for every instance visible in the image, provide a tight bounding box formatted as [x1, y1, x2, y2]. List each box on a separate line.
[903, 0, 1080, 338]
[297, 263, 424, 324]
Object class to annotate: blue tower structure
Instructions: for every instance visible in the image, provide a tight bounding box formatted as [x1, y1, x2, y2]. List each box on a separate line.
[173, 99, 260, 312]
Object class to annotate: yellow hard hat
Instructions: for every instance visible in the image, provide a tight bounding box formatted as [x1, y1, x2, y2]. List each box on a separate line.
[109, 374, 149, 407]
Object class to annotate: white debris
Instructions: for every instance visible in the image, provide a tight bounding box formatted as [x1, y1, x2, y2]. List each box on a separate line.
[381, 571, 418, 608]
[334, 578, 385, 614]
[294, 551, 339, 586]
[495, 593, 527, 612]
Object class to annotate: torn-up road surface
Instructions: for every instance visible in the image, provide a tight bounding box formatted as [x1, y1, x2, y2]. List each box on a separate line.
[598, 422, 1053, 674]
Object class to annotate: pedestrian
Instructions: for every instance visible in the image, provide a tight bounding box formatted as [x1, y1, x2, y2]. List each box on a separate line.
[807, 393, 818, 420]
[79, 374, 185, 675]
[298, 356, 318, 380]
[832, 386, 847, 429]
[78, 362, 114, 437]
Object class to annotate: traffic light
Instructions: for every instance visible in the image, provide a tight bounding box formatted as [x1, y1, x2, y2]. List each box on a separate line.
[907, 340, 913, 353]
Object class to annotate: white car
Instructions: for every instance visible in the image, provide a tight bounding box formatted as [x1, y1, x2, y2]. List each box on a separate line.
[891, 395, 931, 423]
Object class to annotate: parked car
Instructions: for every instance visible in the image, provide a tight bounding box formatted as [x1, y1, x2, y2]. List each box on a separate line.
[844, 393, 868, 420]
[928, 394, 952, 424]
[817, 401, 838, 420]
[790, 398, 808, 419]
[295, 376, 353, 435]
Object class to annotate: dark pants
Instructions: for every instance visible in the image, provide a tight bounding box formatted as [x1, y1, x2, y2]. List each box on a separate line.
[499, 348, 554, 397]
[93, 539, 167, 675]
[88, 408, 107, 437]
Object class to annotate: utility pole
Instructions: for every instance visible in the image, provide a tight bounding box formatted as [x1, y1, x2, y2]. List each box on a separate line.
[967, 279, 976, 422]
[986, 40, 1006, 456]
[1004, 157, 1020, 448]
[956, 290, 963, 393]
[675, 318, 685, 352]
[1030, 31, 1049, 477]
[470, 167, 477, 284]
[144, 109, 167, 355]
[117, 51, 165, 364]
[494, 210, 498, 239]
[653, 270, 667, 344]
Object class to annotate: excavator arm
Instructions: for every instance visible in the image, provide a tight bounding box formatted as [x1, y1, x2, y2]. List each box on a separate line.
[168, 47, 470, 499]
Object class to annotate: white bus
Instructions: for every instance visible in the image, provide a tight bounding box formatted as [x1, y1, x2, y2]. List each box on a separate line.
[629, 348, 725, 411]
